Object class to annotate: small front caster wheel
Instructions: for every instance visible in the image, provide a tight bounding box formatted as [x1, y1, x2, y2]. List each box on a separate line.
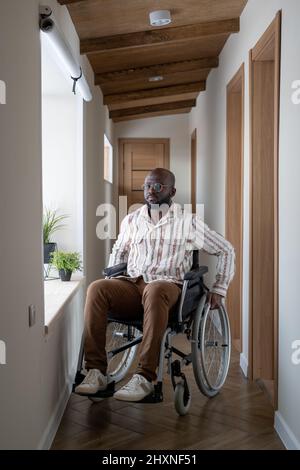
[174, 381, 191, 416]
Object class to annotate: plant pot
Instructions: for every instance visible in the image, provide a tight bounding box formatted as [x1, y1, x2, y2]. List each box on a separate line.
[59, 269, 73, 281]
[44, 243, 57, 264]
[59, 269, 72, 282]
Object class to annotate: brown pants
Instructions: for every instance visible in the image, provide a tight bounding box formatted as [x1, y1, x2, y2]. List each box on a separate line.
[84, 276, 181, 381]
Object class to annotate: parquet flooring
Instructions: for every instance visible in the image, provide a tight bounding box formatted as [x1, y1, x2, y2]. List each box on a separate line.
[51, 336, 285, 450]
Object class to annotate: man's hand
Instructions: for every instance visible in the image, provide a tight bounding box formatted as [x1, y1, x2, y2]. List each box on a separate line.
[207, 292, 224, 310]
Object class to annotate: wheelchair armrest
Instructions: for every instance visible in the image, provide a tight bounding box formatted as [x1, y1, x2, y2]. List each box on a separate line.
[184, 265, 208, 281]
[103, 262, 128, 278]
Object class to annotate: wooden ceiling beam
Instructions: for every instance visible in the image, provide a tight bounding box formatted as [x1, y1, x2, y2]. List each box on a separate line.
[57, 0, 88, 5]
[113, 108, 191, 123]
[81, 18, 240, 54]
[109, 100, 196, 120]
[108, 92, 199, 111]
[103, 81, 205, 105]
[95, 57, 219, 84]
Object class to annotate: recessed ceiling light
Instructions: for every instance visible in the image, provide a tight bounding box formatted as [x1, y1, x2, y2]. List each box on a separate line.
[148, 76, 164, 82]
[149, 10, 172, 27]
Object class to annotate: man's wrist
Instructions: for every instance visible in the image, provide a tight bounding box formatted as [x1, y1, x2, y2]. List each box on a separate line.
[211, 288, 226, 297]
[211, 280, 227, 296]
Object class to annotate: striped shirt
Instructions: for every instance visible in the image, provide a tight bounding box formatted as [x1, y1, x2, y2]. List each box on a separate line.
[108, 204, 235, 296]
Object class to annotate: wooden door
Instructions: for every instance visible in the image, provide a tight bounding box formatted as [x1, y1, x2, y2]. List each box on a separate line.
[118, 138, 170, 208]
[191, 129, 197, 213]
[249, 12, 281, 407]
[226, 64, 244, 353]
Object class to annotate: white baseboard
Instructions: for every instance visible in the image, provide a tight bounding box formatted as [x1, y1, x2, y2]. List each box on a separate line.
[37, 364, 77, 450]
[274, 411, 300, 450]
[239, 353, 248, 377]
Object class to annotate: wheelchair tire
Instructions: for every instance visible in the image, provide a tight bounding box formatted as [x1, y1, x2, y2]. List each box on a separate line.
[106, 322, 139, 383]
[174, 381, 191, 416]
[191, 296, 231, 397]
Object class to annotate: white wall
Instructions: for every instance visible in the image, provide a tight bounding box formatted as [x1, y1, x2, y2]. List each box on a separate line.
[84, 86, 114, 283]
[0, 0, 114, 449]
[189, 0, 300, 449]
[114, 114, 191, 206]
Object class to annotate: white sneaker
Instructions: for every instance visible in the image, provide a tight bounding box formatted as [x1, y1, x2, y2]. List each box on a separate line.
[75, 369, 107, 395]
[114, 374, 154, 402]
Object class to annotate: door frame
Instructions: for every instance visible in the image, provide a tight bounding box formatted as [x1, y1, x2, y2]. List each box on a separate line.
[225, 63, 245, 353]
[191, 129, 197, 213]
[118, 138, 170, 195]
[248, 11, 281, 407]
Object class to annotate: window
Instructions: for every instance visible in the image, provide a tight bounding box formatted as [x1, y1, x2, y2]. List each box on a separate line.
[104, 134, 113, 183]
[41, 33, 84, 328]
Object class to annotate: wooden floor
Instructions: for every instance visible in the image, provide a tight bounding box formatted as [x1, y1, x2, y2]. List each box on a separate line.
[52, 338, 285, 450]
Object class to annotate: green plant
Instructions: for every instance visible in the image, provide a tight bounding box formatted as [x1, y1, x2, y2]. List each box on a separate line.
[43, 208, 69, 244]
[50, 251, 82, 273]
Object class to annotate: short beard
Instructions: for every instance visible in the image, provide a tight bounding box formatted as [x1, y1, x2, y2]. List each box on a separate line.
[146, 195, 172, 210]
[146, 197, 172, 223]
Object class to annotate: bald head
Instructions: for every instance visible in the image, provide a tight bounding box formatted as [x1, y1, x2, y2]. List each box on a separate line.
[148, 168, 175, 186]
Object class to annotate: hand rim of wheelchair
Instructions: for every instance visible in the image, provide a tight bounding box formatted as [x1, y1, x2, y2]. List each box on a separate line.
[106, 322, 141, 383]
[191, 297, 231, 397]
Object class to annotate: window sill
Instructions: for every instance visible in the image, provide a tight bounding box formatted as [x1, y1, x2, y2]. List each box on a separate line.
[44, 275, 85, 334]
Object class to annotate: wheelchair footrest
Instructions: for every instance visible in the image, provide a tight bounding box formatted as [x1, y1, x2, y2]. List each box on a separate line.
[140, 382, 163, 403]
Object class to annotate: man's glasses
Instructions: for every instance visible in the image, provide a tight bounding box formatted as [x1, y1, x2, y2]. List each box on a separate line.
[141, 183, 172, 193]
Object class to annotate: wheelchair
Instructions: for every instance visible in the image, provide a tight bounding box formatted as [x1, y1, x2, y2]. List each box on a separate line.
[73, 251, 231, 416]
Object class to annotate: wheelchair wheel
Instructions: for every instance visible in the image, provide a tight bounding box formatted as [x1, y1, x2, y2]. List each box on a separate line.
[191, 296, 231, 397]
[174, 380, 191, 416]
[106, 322, 139, 383]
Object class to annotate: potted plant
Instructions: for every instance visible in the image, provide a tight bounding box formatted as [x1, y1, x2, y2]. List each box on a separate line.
[43, 208, 68, 263]
[50, 251, 82, 281]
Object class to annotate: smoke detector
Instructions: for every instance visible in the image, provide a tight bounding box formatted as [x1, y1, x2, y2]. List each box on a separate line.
[149, 10, 172, 27]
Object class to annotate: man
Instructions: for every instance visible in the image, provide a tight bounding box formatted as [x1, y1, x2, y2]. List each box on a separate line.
[75, 168, 235, 402]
